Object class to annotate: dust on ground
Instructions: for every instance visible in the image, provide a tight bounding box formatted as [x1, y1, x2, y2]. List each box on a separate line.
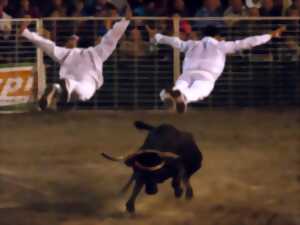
[0, 109, 299, 225]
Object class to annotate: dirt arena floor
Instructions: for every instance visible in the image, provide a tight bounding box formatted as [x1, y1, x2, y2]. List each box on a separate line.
[0, 109, 299, 225]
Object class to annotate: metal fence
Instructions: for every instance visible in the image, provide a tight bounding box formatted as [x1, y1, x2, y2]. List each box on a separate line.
[0, 19, 44, 110]
[1, 17, 300, 109]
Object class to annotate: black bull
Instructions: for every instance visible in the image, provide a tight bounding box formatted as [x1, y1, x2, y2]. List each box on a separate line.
[102, 121, 203, 213]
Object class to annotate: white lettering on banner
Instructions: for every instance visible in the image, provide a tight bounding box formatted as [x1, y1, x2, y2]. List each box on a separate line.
[0, 66, 34, 107]
[24, 77, 34, 92]
[1, 77, 23, 97]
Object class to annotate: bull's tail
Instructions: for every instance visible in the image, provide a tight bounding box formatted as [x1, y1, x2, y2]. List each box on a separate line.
[134, 121, 155, 131]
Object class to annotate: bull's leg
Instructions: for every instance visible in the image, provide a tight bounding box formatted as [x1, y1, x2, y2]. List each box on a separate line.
[171, 176, 183, 198]
[120, 173, 135, 194]
[183, 177, 194, 200]
[171, 166, 185, 198]
[126, 179, 143, 213]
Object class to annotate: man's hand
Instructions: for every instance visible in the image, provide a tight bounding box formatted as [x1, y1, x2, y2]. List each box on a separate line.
[270, 26, 286, 38]
[19, 17, 32, 34]
[145, 25, 157, 39]
[124, 4, 132, 20]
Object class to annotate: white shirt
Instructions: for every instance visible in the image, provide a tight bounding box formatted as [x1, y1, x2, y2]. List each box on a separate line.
[155, 33, 272, 81]
[22, 19, 129, 89]
[54, 46, 105, 88]
[22, 29, 104, 88]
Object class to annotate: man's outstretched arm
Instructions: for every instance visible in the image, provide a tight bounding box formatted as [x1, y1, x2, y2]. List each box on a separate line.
[95, 18, 130, 62]
[153, 33, 189, 53]
[220, 26, 286, 54]
[20, 21, 69, 63]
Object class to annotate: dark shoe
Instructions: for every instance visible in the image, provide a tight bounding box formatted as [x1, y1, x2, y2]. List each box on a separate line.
[39, 84, 59, 111]
[160, 89, 176, 111]
[56, 79, 70, 111]
[57, 79, 68, 103]
[175, 97, 187, 114]
[169, 90, 187, 114]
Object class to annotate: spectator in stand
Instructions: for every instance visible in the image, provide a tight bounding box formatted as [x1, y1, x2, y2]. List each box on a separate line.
[259, 0, 282, 16]
[155, 0, 168, 16]
[129, 0, 167, 16]
[0, 0, 11, 32]
[44, 0, 69, 47]
[86, 2, 124, 49]
[154, 20, 172, 36]
[169, 0, 189, 16]
[143, 1, 158, 16]
[196, 0, 224, 17]
[184, 0, 201, 16]
[48, 0, 67, 17]
[248, 6, 260, 16]
[120, 26, 151, 57]
[195, 0, 224, 28]
[92, 0, 116, 17]
[179, 19, 193, 40]
[242, 3, 274, 62]
[69, 0, 87, 17]
[77, 0, 95, 16]
[224, 0, 248, 17]
[235, 6, 259, 36]
[130, 0, 146, 16]
[169, 0, 192, 40]
[15, 0, 40, 18]
[274, 0, 284, 15]
[286, 3, 300, 15]
[104, 4, 121, 30]
[110, 0, 129, 14]
[284, 5, 300, 60]
[285, 0, 300, 15]
[224, 0, 248, 27]
[0, 0, 12, 63]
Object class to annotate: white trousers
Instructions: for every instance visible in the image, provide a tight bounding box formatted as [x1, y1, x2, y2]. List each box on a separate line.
[65, 77, 97, 101]
[23, 19, 129, 102]
[173, 71, 215, 103]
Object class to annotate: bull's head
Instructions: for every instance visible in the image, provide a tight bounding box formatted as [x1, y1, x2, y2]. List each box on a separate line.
[101, 150, 179, 194]
[102, 150, 179, 169]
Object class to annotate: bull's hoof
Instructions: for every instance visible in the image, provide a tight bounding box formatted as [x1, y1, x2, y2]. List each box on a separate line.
[174, 188, 183, 198]
[185, 187, 194, 200]
[126, 202, 135, 213]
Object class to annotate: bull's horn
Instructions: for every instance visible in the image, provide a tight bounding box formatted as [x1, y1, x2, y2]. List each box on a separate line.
[130, 150, 168, 171]
[158, 152, 179, 159]
[124, 152, 143, 166]
[134, 160, 166, 172]
[101, 153, 125, 162]
[102, 152, 141, 165]
[140, 150, 180, 159]
[124, 150, 179, 160]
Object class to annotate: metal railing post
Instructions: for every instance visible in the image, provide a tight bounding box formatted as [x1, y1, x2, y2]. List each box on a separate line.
[172, 16, 180, 82]
[35, 19, 46, 100]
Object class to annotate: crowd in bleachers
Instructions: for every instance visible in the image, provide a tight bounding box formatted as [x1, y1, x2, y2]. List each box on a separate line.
[0, 0, 299, 106]
[0, 0, 299, 59]
[0, 0, 300, 19]
[1, 0, 300, 58]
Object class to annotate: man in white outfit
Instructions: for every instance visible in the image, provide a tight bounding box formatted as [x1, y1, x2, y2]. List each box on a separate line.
[20, 17, 130, 110]
[154, 25, 286, 113]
